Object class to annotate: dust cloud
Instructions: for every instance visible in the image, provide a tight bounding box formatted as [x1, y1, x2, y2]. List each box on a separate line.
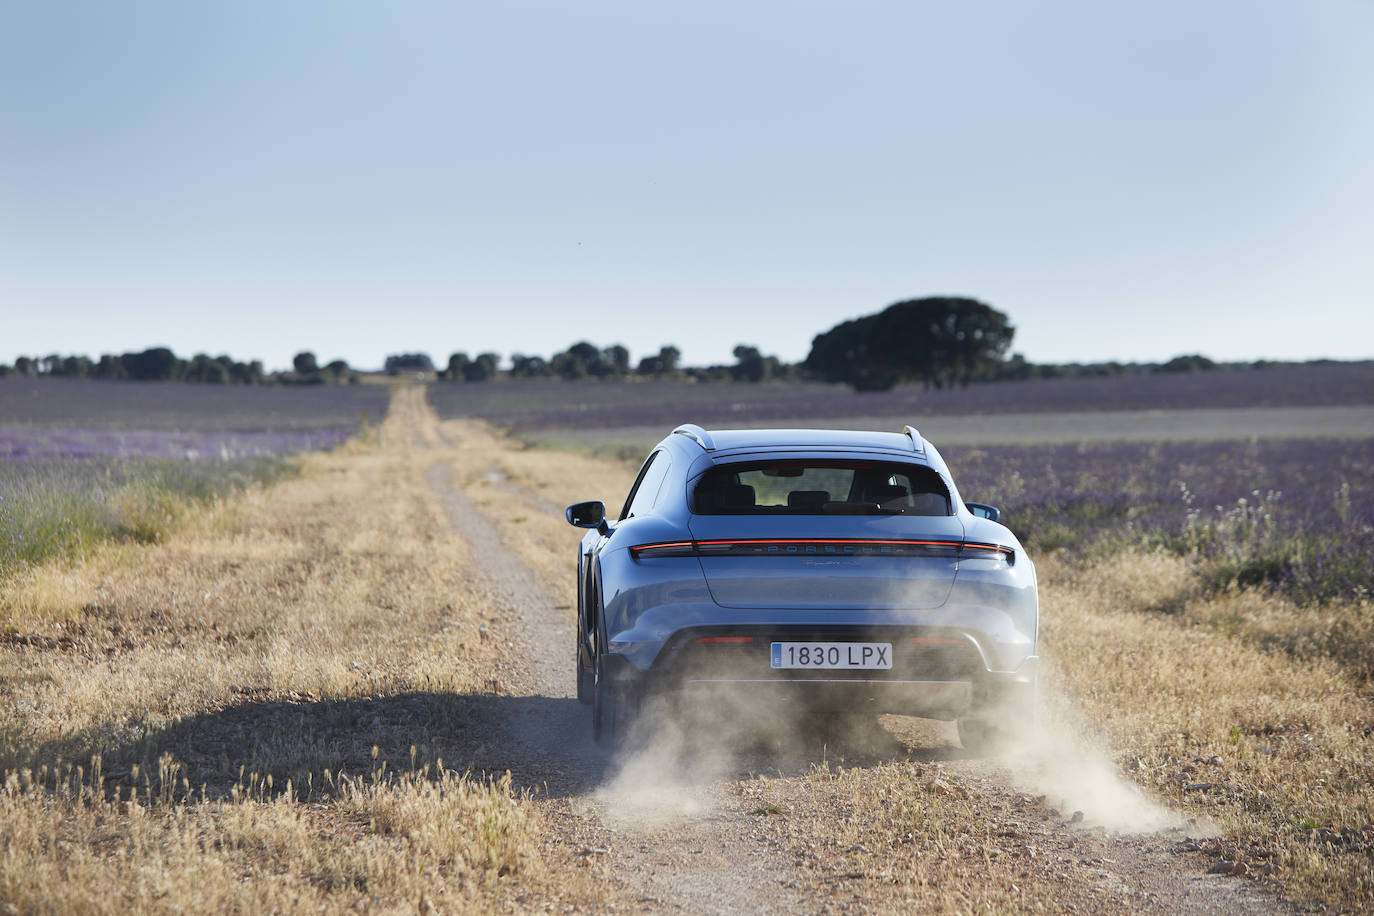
[592, 711, 714, 828]
[993, 683, 1203, 835]
[591, 679, 1200, 838]
[591, 693, 832, 829]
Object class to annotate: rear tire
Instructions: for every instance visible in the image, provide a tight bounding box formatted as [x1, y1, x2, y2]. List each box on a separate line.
[576, 640, 594, 705]
[592, 655, 636, 749]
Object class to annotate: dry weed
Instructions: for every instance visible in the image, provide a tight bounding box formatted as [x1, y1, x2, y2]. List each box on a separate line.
[0, 386, 608, 913]
[1038, 549, 1373, 909]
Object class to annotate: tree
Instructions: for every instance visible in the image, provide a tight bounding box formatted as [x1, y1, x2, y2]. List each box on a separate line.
[93, 354, 123, 379]
[444, 352, 471, 381]
[1158, 354, 1217, 373]
[805, 297, 1015, 392]
[384, 353, 435, 375]
[227, 359, 263, 384]
[604, 344, 630, 376]
[638, 345, 683, 377]
[552, 342, 598, 379]
[463, 352, 500, 381]
[323, 359, 350, 382]
[185, 353, 230, 383]
[293, 351, 319, 375]
[731, 345, 767, 382]
[551, 349, 587, 380]
[122, 347, 180, 381]
[510, 354, 551, 377]
[61, 355, 93, 377]
[13, 357, 35, 376]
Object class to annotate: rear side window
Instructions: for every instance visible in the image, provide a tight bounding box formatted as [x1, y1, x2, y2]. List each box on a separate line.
[620, 451, 671, 520]
[694, 460, 950, 516]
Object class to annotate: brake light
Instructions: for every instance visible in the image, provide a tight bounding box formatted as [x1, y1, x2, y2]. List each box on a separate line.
[630, 538, 1013, 563]
[960, 541, 1015, 564]
[629, 541, 696, 559]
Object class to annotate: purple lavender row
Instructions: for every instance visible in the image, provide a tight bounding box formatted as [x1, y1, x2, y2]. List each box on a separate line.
[0, 426, 355, 461]
[426, 362, 1374, 430]
[945, 439, 1373, 606]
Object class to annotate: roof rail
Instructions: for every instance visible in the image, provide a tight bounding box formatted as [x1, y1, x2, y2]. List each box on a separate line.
[902, 425, 927, 454]
[672, 424, 715, 451]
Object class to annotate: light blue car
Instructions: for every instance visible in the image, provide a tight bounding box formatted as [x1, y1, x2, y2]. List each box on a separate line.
[565, 424, 1038, 752]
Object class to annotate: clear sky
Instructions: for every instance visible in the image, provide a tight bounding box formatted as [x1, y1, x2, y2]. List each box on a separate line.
[3, 1, 1371, 372]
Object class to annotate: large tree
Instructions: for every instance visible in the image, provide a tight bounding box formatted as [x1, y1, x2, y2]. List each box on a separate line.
[122, 347, 181, 381]
[384, 353, 435, 375]
[805, 297, 1015, 391]
[550, 341, 631, 379]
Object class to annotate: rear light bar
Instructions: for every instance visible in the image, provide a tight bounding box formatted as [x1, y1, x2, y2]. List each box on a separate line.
[960, 541, 1016, 564]
[631, 538, 1013, 564]
[628, 541, 697, 559]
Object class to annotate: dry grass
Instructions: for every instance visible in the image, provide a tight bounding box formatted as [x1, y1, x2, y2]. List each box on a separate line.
[1038, 549, 1373, 908]
[747, 760, 1152, 914]
[0, 386, 607, 913]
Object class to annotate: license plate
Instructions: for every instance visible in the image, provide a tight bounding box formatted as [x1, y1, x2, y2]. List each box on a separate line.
[770, 642, 892, 669]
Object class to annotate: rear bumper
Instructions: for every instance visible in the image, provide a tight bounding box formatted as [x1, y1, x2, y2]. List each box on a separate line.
[600, 628, 1037, 720]
[677, 678, 976, 719]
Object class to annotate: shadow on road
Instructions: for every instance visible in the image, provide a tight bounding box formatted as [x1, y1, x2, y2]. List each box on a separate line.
[17, 689, 967, 803]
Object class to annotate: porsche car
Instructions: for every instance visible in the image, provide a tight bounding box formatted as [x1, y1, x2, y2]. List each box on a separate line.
[565, 424, 1037, 752]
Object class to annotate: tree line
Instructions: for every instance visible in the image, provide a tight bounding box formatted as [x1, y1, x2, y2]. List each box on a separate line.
[3, 297, 1252, 391]
[422, 342, 798, 383]
[0, 348, 356, 385]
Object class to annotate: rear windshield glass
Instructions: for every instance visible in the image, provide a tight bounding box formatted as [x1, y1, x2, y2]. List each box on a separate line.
[694, 460, 951, 516]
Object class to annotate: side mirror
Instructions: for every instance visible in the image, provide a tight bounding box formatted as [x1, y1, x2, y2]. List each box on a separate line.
[965, 502, 1001, 523]
[566, 500, 606, 530]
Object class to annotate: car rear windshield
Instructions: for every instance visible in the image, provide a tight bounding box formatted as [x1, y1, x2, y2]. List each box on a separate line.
[693, 460, 951, 516]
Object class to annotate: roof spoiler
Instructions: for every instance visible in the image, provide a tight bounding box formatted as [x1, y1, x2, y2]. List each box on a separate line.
[902, 425, 927, 455]
[673, 424, 715, 451]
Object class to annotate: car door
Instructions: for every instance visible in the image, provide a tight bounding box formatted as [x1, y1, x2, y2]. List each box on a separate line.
[580, 449, 667, 667]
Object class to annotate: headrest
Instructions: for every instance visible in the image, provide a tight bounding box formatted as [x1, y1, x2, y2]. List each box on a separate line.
[787, 490, 830, 510]
[864, 483, 908, 505]
[723, 483, 755, 509]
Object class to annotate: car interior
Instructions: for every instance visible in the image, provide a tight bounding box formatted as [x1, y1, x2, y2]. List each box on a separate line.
[694, 461, 951, 516]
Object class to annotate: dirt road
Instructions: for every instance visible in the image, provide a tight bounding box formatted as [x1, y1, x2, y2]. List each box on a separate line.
[404, 387, 1295, 915]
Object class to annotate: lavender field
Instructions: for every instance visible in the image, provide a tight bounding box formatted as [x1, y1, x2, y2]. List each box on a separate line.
[427, 361, 1374, 432]
[0, 376, 389, 433]
[945, 438, 1374, 607]
[0, 378, 391, 576]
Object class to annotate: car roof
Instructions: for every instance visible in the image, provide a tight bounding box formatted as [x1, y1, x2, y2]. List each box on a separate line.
[707, 427, 916, 453]
[666, 424, 929, 459]
[664, 424, 961, 498]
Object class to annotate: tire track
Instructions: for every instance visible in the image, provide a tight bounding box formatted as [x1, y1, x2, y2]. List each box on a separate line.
[425, 451, 803, 914]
